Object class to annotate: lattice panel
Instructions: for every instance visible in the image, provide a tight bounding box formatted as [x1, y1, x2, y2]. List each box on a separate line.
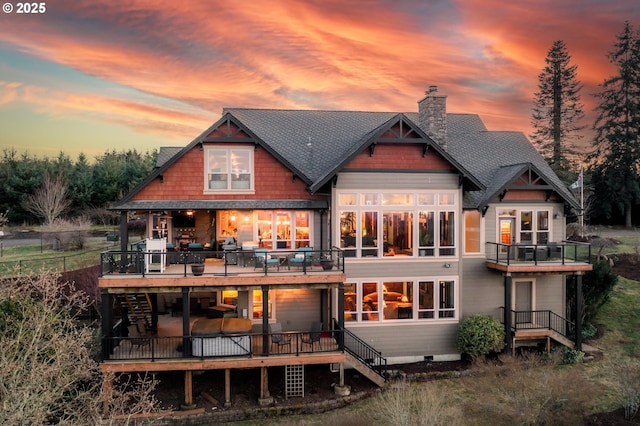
[285, 364, 304, 399]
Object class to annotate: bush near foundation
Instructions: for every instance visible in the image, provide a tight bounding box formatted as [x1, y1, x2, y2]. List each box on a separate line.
[456, 314, 505, 359]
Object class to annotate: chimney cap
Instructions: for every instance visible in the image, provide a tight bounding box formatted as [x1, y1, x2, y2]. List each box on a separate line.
[427, 85, 438, 94]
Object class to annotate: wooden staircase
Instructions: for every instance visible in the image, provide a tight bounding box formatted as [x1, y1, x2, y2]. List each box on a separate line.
[513, 329, 601, 356]
[117, 293, 153, 329]
[345, 352, 387, 387]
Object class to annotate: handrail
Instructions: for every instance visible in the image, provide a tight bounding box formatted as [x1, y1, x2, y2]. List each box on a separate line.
[508, 309, 575, 340]
[102, 329, 343, 361]
[485, 241, 591, 266]
[99, 247, 345, 277]
[333, 319, 387, 381]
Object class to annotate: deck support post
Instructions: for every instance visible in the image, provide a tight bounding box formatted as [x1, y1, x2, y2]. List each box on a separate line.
[575, 272, 583, 351]
[181, 287, 190, 357]
[225, 368, 233, 407]
[180, 370, 196, 410]
[258, 367, 273, 406]
[261, 285, 270, 355]
[101, 289, 113, 360]
[337, 283, 345, 349]
[504, 273, 513, 355]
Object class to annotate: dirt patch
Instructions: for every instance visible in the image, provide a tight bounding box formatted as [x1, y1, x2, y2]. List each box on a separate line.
[152, 360, 469, 415]
[611, 253, 640, 282]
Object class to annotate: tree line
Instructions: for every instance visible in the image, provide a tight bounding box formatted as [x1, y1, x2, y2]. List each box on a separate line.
[0, 148, 156, 226]
[531, 21, 640, 227]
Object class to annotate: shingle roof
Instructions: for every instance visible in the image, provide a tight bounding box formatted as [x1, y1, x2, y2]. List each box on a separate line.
[156, 147, 183, 168]
[225, 108, 398, 184]
[113, 104, 578, 211]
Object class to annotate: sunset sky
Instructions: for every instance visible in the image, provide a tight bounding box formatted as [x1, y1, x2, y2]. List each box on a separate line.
[1, 0, 639, 161]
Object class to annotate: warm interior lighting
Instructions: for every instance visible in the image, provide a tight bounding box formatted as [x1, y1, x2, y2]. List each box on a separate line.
[186, 210, 193, 216]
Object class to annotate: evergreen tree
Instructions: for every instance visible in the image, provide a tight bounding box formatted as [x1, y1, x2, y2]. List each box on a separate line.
[531, 40, 585, 181]
[590, 22, 640, 228]
[69, 153, 94, 214]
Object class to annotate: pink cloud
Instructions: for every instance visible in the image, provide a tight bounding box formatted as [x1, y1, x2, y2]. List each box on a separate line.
[0, 0, 638, 155]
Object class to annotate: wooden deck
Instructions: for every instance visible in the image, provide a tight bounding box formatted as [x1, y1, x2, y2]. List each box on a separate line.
[102, 314, 344, 374]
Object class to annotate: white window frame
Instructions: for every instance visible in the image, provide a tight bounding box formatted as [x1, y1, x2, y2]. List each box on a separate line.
[497, 207, 553, 245]
[342, 278, 458, 323]
[251, 289, 276, 324]
[204, 147, 254, 193]
[336, 190, 459, 258]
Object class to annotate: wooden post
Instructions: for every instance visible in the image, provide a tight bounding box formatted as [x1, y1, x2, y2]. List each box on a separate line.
[101, 371, 113, 412]
[181, 370, 194, 410]
[257, 366, 273, 406]
[339, 363, 345, 387]
[224, 368, 231, 407]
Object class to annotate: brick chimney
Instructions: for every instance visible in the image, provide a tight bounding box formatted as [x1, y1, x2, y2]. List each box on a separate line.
[418, 85, 447, 150]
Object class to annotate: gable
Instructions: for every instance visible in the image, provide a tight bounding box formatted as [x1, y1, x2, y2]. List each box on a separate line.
[131, 143, 320, 202]
[343, 143, 456, 171]
[203, 117, 253, 141]
[309, 114, 482, 192]
[483, 164, 566, 206]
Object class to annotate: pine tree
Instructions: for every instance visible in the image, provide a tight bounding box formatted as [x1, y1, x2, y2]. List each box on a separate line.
[590, 22, 640, 228]
[531, 40, 585, 181]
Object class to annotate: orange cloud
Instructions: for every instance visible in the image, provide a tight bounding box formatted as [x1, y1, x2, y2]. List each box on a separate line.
[0, 0, 638, 156]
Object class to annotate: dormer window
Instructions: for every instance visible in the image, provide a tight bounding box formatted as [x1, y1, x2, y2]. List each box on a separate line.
[205, 147, 253, 192]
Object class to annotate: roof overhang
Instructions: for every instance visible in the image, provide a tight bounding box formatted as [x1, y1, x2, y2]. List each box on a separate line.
[109, 199, 329, 212]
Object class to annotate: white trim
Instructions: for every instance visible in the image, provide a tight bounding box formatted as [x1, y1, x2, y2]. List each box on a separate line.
[203, 146, 255, 194]
[342, 276, 459, 324]
[511, 278, 537, 312]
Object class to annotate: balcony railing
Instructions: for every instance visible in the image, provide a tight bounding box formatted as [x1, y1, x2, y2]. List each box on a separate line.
[485, 241, 591, 266]
[99, 247, 344, 277]
[499, 308, 575, 341]
[102, 329, 343, 362]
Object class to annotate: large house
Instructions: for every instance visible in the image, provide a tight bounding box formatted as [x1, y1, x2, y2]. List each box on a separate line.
[99, 87, 592, 408]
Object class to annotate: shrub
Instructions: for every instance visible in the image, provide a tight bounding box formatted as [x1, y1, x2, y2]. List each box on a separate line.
[615, 359, 640, 421]
[560, 347, 585, 365]
[582, 322, 598, 340]
[456, 314, 505, 358]
[366, 381, 463, 426]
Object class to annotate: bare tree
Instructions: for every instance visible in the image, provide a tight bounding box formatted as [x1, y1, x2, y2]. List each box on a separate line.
[22, 174, 71, 225]
[0, 271, 159, 424]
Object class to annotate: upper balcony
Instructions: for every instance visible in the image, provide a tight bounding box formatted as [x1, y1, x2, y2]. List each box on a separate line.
[484, 241, 593, 274]
[99, 245, 346, 289]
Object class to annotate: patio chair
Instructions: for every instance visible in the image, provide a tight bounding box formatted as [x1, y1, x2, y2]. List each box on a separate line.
[127, 324, 151, 354]
[288, 247, 313, 270]
[301, 321, 323, 351]
[269, 322, 291, 353]
[254, 248, 279, 270]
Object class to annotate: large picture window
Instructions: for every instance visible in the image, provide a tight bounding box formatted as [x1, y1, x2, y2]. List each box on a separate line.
[343, 278, 456, 323]
[206, 148, 253, 191]
[337, 191, 458, 258]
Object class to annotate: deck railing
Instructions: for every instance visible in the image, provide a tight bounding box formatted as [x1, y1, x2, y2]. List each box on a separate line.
[99, 247, 344, 277]
[334, 319, 387, 380]
[485, 241, 591, 266]
[102, 329, 343, 362]
[499, 308, 575, 341]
